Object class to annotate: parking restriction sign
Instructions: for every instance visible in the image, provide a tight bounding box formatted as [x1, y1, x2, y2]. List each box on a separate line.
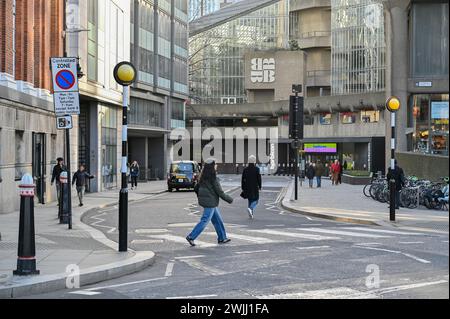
[51, 57, 80, 116]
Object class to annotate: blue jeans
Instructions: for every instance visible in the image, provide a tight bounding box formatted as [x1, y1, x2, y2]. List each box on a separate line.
[248, 200, 258, 211]
[189, 207, 227, 242]
[316, 176, 322, 188]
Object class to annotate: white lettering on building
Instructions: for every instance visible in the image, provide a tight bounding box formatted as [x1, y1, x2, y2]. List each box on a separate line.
[251, 58, 275, 83]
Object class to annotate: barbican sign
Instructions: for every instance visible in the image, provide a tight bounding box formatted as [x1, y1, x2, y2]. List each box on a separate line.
[250, 58, 275, 83]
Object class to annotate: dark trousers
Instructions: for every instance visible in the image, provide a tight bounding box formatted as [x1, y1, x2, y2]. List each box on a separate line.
[131, 176, 138, 188]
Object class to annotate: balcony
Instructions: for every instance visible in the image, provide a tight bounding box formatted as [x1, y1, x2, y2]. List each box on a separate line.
[292, 31, 331, 49]
[290, 0, 331, 12]
[307, 69, 331, 87]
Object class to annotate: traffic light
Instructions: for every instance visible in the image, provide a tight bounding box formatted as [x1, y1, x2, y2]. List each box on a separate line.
[289, 95, 304, 140]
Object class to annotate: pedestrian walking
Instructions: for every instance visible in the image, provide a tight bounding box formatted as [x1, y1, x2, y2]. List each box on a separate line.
[306, 163, 315, 188]
[386, 160, 406, 209]
[241, 155, 262, 219]
[338, 160, 343, 184]
[72, 164, 95, 207]
[331, 160, 341, 186]
[51, 157, 66, 204]
[186, 159, 233, 247]
[130, 161, 140, 190]
[315, 160, 325, 188]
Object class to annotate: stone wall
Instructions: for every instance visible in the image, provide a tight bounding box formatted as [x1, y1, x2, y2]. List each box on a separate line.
[396, 151, 449, 181]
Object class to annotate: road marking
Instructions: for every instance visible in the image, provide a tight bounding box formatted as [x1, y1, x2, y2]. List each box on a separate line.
[135, 229, 169, 234]
[235, 250, 269, 255]
[343, 227, 425, 236]
[107, 227, 116, 234]
[442, 240, 449, 243]
[248, 229, 339, 241]
[301, 224, 322, 226]
[354, 245, 431, 264]
[167, 294, 218, 299]
[167, 223, 197, 228]
[265, 224, 285, 227]
[301, 228, 391, 239]
[256, 280, 448, 299]
[85, 277, 168, 291]
[131, 239, 164, 244]
[204, 232, 279, 244]
[165, 262, 174, 277]
[89, 212, 116, 233]
[398, 241, 425, 245]
[356, 242, 383, 246]
[295, 246, 330, 250]
[398, 226, 449, 235]
[149, 234, 216, 248]
[69, 290, 102, 296]
[180, 259, 227, 276]
[305, 216, 314, 221]
[174, 255, 206, 260]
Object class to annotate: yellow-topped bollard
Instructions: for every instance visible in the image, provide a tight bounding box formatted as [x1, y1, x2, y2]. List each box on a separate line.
[113, 62, 136, 86]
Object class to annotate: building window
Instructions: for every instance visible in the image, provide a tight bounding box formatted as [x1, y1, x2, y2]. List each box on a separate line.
[410, 3, 449, 77]
[319, 113, 332, 125]
[304, 114, 315, 126]
[361, 110, 380, 123]
[129, 98, 163, 127]
[100, 105, 118, 189]
[87, 0, 98, 81]
[410, 94, 449, 156]
[341, 112, 356, 124]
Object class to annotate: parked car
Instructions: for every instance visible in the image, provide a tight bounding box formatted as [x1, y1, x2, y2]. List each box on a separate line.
[167, 161, 201, 192]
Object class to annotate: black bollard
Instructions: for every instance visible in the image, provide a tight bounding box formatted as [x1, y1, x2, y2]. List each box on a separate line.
[14, 174, 40, 276]
[59, 172, 70, 225]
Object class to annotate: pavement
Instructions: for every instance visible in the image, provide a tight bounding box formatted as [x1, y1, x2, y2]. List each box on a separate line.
[282, 178, 449, 233]
[0, 181, 166, 298]
[22, 175, 449, 299]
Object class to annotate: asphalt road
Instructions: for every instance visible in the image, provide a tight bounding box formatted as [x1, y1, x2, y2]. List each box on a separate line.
[25, 175, 449, 299]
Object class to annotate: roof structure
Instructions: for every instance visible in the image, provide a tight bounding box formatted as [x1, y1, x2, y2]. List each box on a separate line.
[189, 0, 282, 36]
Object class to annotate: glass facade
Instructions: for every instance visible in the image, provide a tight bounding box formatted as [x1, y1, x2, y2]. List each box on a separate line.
[331, 0, 386, 95]
[129, 98, 163, 127]
[100, 105, 118, 189]
[130, 0, 188, 95]
[409, 94, 449, 156]
[189, 0, 289, 105]
[410, 2, 449, 78]
[189, 0, 221, 21]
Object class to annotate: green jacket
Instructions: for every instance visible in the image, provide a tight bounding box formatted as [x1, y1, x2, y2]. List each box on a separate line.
[197, 178, 233, 208]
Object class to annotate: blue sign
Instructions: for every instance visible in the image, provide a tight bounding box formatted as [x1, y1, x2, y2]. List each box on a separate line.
[55, 70, 76, 90]
[431, 102, 449, 119]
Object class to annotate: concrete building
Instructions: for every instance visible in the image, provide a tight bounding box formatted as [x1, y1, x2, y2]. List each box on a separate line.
[0, 0, 65, 214]
[129, 0, 189, 180]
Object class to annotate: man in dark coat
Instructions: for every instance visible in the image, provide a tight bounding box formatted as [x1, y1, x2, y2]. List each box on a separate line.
[72, 164, 94, 207]
[241, 155, 262, 219]
[315, 160, 325, 188]
[386, 160, 406, 209]
[51, 157, 66, 204]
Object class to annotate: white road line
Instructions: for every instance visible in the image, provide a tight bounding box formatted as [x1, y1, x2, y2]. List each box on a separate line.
[174, 255, 206, 260]
[165, 262, 174, 277]
[266, 224, 285, 227]
[442, 240, 449, 243]
[295, 246, 330, 250]
[149, 234, 217, 248]
[398, 241, 425, 245]
[135, 229, 169, 234]
[166, 294, 218, 300]
[305, 216, 314, 221]
[167, 223, 197, 228]
[69, 290, 102, 296]
[301, 224, 322, 226]
[356, 243, 383, 246]
[248, 229, 340, 241]
[301, 228, 391, 239]
[235, 250, 269, 255]
[343, 227, 425, 236]
[354, 245, 431, 264]
[180, 259, 227, 276]
[131, 239, 164, 244]
[204, 232, 279, 244]
[374, 280, 448, 295]
[85, 277, 168, 291]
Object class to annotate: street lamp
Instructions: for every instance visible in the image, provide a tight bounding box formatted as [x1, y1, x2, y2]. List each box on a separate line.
[113, 62, 137, 252]
[242, 118, 249, 124]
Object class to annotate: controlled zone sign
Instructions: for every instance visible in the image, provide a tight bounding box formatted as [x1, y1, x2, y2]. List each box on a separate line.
[51, 57, 80, 116]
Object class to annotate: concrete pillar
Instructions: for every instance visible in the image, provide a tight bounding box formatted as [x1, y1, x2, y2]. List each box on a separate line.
[89, 102, 99, 192]
[383, 0, 411, 170]
[145, 137, 149, 180]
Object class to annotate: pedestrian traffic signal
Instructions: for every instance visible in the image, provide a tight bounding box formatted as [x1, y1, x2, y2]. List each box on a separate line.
[289, 95, 304, 140]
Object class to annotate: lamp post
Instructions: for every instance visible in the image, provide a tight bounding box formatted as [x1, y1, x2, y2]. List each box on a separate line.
[386, 96, 401, 222]
[113, 62, 137, 252]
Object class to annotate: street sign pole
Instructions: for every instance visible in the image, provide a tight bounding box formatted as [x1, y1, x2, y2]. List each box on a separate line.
[113, 62, 136, 252]
[294, 91, 299, 201]
[386, 96, 401, 222]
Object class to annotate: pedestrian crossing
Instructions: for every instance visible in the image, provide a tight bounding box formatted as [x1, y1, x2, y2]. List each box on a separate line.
[134, 224, 431, 249]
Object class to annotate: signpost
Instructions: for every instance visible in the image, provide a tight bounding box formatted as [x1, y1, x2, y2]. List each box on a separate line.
[51, 57, 80, 230]
[113, 62, 137, 252]
[289, 85, 304, 201]
[386, 96, 401, 222]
